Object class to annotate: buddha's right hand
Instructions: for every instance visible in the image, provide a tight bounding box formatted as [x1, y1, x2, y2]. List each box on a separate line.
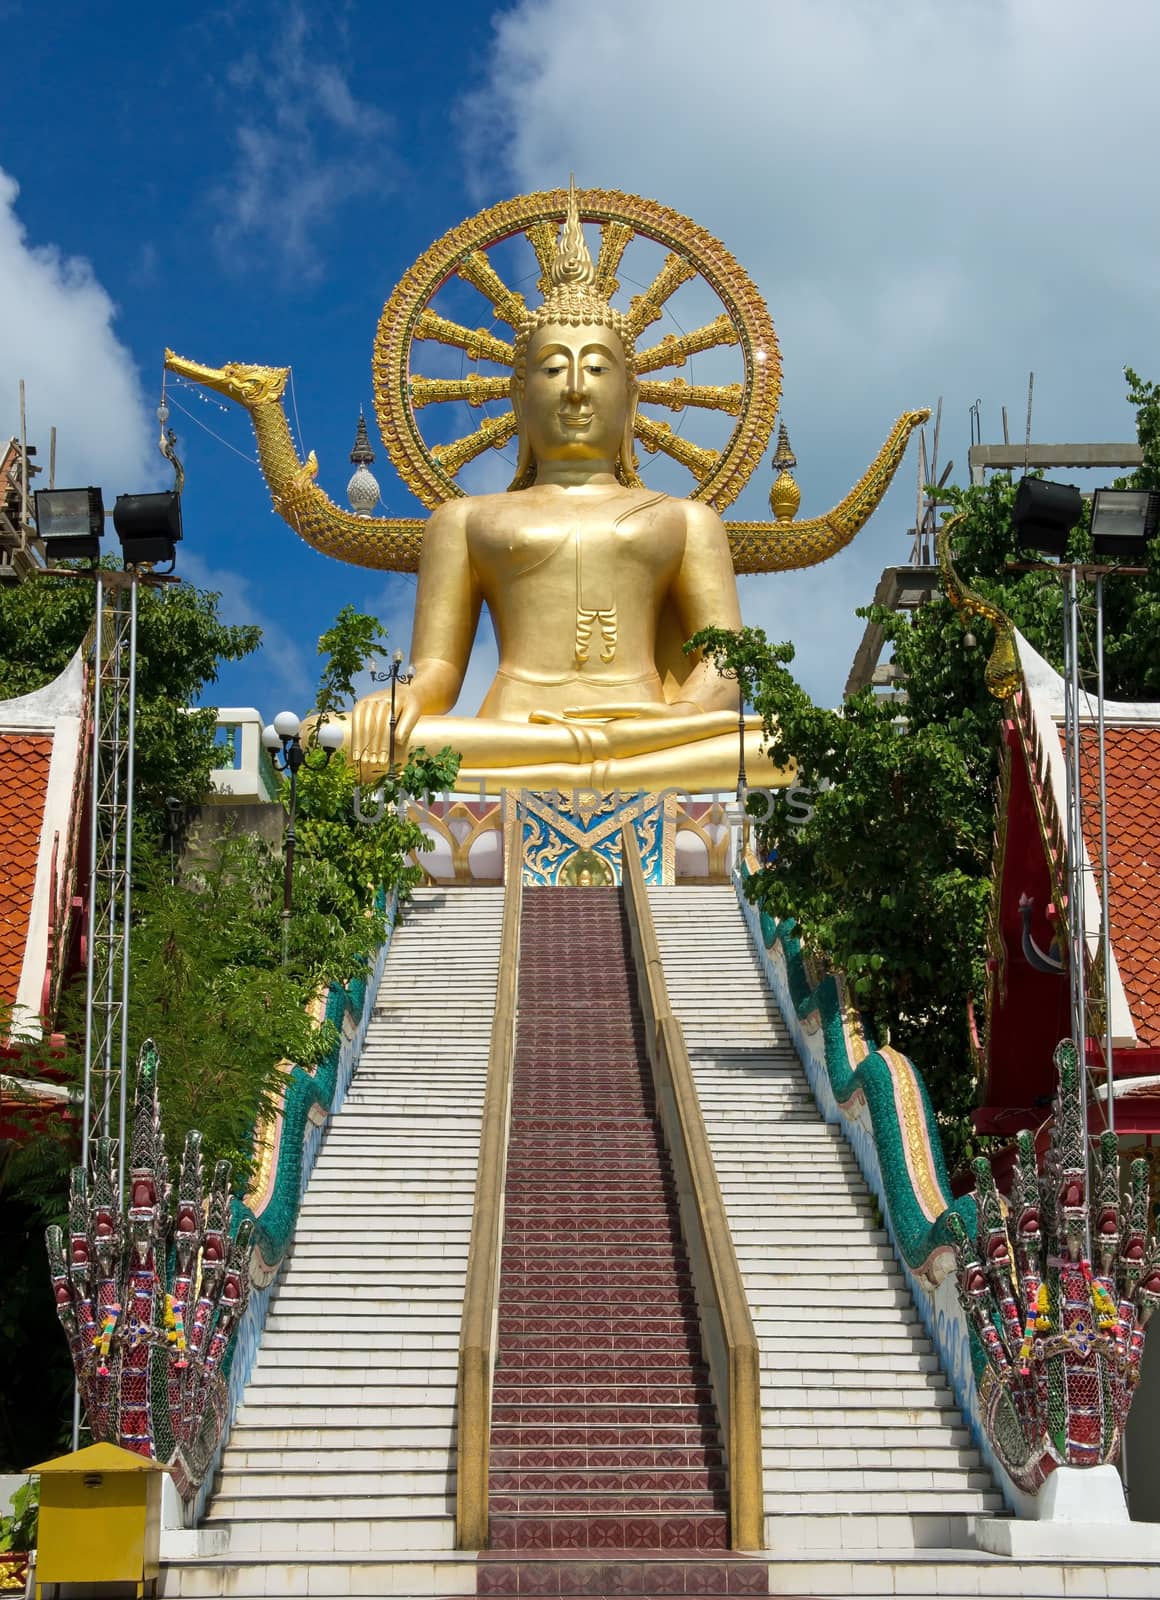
[346, 687, 420, 774]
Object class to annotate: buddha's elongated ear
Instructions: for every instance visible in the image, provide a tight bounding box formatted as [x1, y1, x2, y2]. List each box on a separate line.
[618, 374, 643, 488]
[507, 374, 535, 491]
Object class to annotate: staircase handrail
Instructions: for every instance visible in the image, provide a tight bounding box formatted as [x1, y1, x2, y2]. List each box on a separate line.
[188, 889, 398, 1524]
[620, 828, 764, 1552]
[734, 873, 1036, 1517]
[456, 823, 523, 1548]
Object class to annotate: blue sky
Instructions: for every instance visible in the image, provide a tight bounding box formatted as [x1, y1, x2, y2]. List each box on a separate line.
[3, 0, 1159, 718]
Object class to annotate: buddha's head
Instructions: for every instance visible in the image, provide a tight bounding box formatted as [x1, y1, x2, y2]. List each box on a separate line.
[509, 186, 641, 489]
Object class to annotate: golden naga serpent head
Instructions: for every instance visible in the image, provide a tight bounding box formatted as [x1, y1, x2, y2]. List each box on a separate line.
[936, 512, 1021, 701]
[165, 350, 290, 409]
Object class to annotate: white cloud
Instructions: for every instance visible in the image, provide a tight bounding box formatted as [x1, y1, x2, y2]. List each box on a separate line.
[179, 548, 314, 713]
[465, 0, 1160, 700]
[211, 5, 391, 279]
[0, 168, 157, 496]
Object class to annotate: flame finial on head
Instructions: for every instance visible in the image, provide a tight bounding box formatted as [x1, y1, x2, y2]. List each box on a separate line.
[549, 178, 598, 291]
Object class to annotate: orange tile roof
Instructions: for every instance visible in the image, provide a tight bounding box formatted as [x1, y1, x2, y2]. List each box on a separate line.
[1080, 726, 1160, 1048]
[0, 733, 52, 1009]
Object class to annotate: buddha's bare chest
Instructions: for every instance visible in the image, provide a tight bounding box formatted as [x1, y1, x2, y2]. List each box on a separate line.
[466, 500, 685, 597]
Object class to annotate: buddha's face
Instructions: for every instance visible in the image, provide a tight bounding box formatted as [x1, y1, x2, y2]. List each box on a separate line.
[517, 321, 633, 468]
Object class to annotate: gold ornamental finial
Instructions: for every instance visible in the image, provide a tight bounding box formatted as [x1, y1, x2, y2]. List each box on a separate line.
[769, 421, 801, 522]
[550, 177, 598, 290]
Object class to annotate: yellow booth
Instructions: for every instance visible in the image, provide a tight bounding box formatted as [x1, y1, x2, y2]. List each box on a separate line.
[26, 1442, 166, 1599]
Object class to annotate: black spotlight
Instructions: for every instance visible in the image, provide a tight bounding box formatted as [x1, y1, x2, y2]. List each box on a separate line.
[1012, 477, 1083, 558]
[112, 491, 183, 567]
[1089, 488, 1160, 561]
[33, 487, 105, 562]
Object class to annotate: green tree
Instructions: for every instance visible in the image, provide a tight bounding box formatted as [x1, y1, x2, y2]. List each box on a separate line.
[0, 566, 260, 827]
[289, 602, 462, 917]
[711, 370, 1160, 1169]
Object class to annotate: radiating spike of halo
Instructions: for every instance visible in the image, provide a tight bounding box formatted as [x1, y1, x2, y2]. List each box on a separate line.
[635, 315, 739, 374]
[410, 375, 512, 410]
[456, 251, 529, 329]
[526, 221, 561, 294]
[594, 220, 633, 299]
[431, 412, 518, 475]
[636, 378, 743, 415]
[410, 311, 514, 368]
[634, 415, 719, 480]
[627, 252, 698, 336]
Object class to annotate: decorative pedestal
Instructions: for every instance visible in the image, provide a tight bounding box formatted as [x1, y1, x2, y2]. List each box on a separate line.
[976, 1465, 1160, 1558]
[507, 789, 674, 885]
[407, 789, 737, 885]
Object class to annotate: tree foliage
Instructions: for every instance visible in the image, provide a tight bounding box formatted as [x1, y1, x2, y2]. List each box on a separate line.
[0, 588, 461, 1466]
[0, 565, 260, 828]
[714, 370, 1160, 1170]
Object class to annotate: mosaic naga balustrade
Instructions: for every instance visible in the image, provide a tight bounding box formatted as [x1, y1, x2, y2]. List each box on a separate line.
[47, 1042, 254, 1501]
[949, 1041, 1160, 1491]
[46, 893, 394, 1513]
[737, 866, 1160, 1512]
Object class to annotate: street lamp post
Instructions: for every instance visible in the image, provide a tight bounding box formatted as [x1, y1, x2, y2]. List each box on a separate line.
[369, 649, 414, 777]
[262, 715, 343, 963]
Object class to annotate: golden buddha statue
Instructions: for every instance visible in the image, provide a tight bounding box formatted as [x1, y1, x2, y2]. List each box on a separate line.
[166, 185, 927, 794]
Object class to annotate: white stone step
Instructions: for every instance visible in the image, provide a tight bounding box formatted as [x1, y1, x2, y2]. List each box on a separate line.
[199, 1514, 457, 1553]
[157, 886, 503, 1593]
[159, 1551, 478, 1597]
[225, 1422, 456, 1450]
[765, 1552, 1160, 1597]
[649, 881, 1000, 1548]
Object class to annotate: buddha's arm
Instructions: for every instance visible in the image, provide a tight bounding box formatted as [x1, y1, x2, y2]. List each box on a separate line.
[670, 501, 745, 713]
[392, 501, 482, 747]
[410, 501, 481, 699]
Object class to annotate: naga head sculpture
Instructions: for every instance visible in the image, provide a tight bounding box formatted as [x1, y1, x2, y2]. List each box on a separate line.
[163, 352, 290, 409]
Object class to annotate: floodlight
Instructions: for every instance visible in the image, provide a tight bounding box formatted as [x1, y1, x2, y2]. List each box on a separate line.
[1089, 488, 1160, 561]
[112, 490, 183, 567]
[1012, 477, 1083, 558]
[33, 487, 104, 562]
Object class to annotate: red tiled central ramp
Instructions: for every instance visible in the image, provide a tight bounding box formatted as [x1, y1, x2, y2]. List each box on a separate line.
[483, 886, 768, 1596]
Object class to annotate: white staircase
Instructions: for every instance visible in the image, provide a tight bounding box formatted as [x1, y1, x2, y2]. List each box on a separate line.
[646, 885, 1158, 1598]
[161, 885, 503, 1599]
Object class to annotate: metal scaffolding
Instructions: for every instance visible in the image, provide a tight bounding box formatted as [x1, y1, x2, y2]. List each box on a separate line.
[80, 570, 140, 1193]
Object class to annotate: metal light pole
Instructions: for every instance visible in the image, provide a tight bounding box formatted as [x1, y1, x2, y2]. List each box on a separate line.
[262, 715, 343, 965]
[1094, 575, 1115, 1135]
[371, 649, 414, 778]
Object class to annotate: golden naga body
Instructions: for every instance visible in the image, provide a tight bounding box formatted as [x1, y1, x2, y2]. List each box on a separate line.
[166, 186, 928, 792]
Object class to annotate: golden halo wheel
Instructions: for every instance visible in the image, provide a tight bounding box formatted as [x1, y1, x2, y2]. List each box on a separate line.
[373, 187, 781, 512]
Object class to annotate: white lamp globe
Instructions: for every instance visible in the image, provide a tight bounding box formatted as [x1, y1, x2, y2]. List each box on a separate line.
[317, 722, 345, 753]
[261, 723, 281, 751]
[273, 710, 301, 740]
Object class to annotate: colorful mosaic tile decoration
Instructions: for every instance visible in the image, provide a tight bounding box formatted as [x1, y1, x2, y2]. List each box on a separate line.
[743, 865, 1160, 1501]
[45, 1042, 253, 1499]
[948, 1040, 1160, 1492]
[510, 791, 675, 886]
